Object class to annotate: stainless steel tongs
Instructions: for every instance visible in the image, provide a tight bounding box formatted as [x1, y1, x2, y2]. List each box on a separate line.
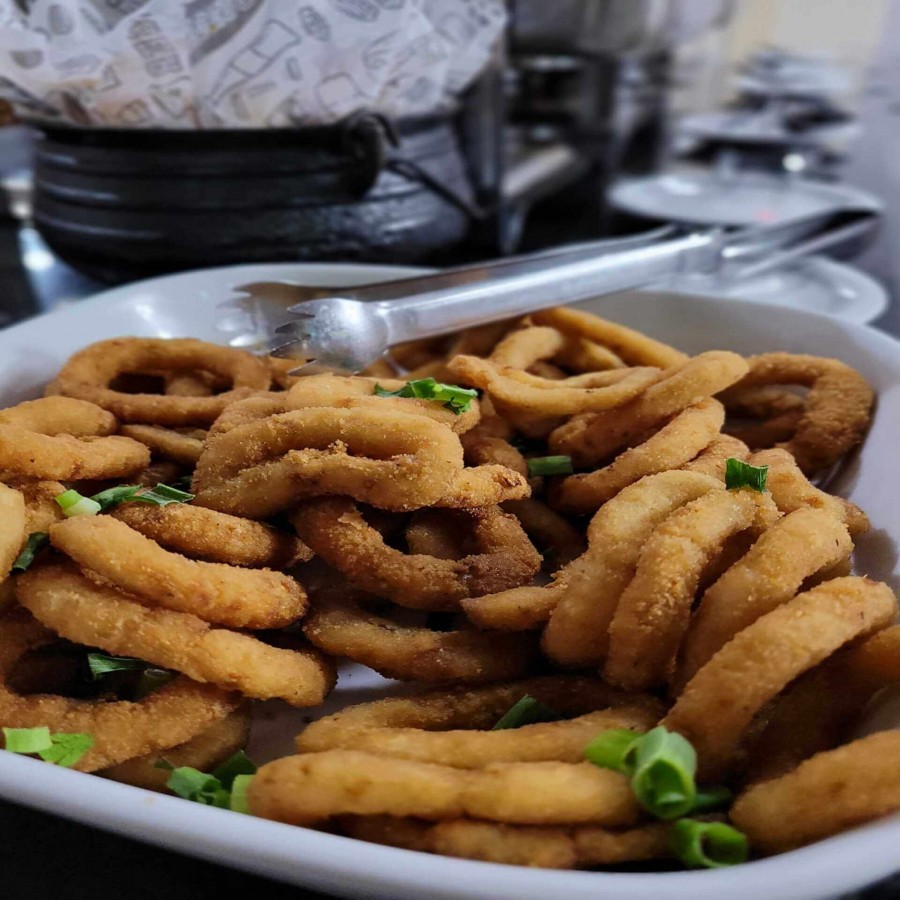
[256, 205, 878, 373]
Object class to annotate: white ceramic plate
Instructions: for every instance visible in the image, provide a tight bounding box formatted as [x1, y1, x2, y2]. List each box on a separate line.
[1, 263, 898, 900]
[650, 255, 889, 325]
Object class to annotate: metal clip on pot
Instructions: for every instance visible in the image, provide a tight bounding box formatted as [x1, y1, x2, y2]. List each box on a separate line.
[262, 205, 879, 373]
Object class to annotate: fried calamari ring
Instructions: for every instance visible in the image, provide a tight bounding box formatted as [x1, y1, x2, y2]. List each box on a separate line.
[751, 448, 869, 536]
[206, 392, 287, 438]
[604, 488, 778, 692]
[119, 424, 205, 465]
[0, 397, 149, 481]
[460, 430, 527, 477]
[502, 499, 586, 567]
[343, 817, 671, 869]
[447, 355, 660, 416]
[292, 500, 540, 611]
[303, 590, 536, 684]
[285, 374, 480, 434]
[11, 479, 66, 533]
[681, 435, 750, 480]
[675, 508, 853, 690]
[50, 516, 307, 630]
[248, 750, 638, 827]
[0, 482, 25, 578]
[731, 731, 900, 853]
[723, 386, 806, 449]
[549, 351, 748, 467]
[0, 606, 239, 771]
[551, 398, 726, 515]
[18, 562, 335, 707]
[663, 577, 896, 778]
[52, 338, 271, 426]
[720, 353, 874, 473]
[101, 706, 251, 791]
[193, 407, 465, 517]
[464, 471, 721, 636]
[530, 307, 687, 368]
[113, 503, 311, 568]
[432, 465, 530, 509]
[297, 681, 661, 766]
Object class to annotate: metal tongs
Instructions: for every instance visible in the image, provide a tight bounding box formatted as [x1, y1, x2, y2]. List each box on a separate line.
[258, 205, 878, 373]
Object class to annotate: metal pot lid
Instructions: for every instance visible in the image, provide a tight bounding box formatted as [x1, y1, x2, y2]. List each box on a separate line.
[650, 255, 888, 324]
[609, 170, 882, 227]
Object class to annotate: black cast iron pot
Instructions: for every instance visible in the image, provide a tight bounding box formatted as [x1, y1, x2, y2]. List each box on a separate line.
[31, 113, 476, 283]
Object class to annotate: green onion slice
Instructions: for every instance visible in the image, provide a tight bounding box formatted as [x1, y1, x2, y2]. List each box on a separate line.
[492, 695, 562, 730]
[134, 483, 195, 507]
[724, 458, 769, 493]
[89, 485, 144, 511]
[229, 774, 254, 814]
[87, 652, 148, 679]
[584, 728, 642, 774]
[526, 455, 574, 477]
[3, 727, 93, 767]
[374, 378, 477, 414]
[11, 532, 49, 572]
[670, 818, 749, 868]
[166, 766, 230, 808]
[691, 786, 733, 814]
[211, 750, 257, 789]
[630, 726, 697, 820]
[3, 726, 53, 754]
[55, 489, 102, 518]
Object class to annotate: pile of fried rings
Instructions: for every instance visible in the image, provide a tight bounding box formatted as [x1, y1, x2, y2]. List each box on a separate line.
[0, 306, 896, 870]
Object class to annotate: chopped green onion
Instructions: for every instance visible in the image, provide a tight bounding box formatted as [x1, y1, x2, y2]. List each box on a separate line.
[134, 483, 195, 507]
[89, 485, 144, 511]
[229, 774, 254, 814]
[492, 695, 562, 730]
[3, 727, 93, 767]
[211, 750, 257, 789]
[526, 455, 574, 477]
[3, 726, 52, 754]
[629, 726, 697, 820]
[724, 458, 769, 493]
[691, 786, 733, 814]
[670, 819, 749, 868]
[167, 766, 230, 808]
[38, 733, 94, 768]
[55, 489, 102, 518]
[11, 532, 49, 572]
[584, 729, 641, 774]
[87, 652, 148, 679]
[374, 378, 477, 415]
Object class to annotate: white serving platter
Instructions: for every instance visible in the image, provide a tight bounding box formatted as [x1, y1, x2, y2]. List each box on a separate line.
[0, 262, 898, 900]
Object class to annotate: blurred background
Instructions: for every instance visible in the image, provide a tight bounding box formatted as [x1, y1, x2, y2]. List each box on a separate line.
[2, 0, 900, 333]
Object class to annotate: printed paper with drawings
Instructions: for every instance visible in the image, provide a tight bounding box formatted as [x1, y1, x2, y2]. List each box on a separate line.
[0, 0, 506, 128]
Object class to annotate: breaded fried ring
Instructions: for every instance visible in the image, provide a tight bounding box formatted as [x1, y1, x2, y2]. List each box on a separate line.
[114, 503, 311, 569]
[50, 516, 306, 630]
[676, 508, 853, 690]
[52, 338, 271, 425]
[464, 471, 720, 636]
[751, 448, 869, 536]
[604, 489, 777, 691]
[18, 562, 335, 707]
[193, 407, 465, 517]
[0, 396, 117, 436]
[343, 816, 671, 869]
[663, 577, 896, 777]
[135, 460, 186, 488]
[119, 424, 205, 465]
[0, 483, 26, 579]
[299, 681, 660, 767]
[681, 434, 750, 480]
[12, 479, 66, 533]
[447, 355, 660, 416]
[164, 371, 220, 396]
[842, 624, 900, 685]
[721, 353, 874, 473]
[285, 374, 480, 434]
[551, 399, 725, 515]
[448, 319, 523, 360]
[731, 731, 900, 853]
[101, 706, 251, 791]
[0, 606, 238, 771]
[248, 750, 638, 827]
[461, 431, 528, 477]
[549, 351, 748, 467]
[207, 392, 287, 438]
[722, 385, 806, 449]
[530, 307, 687, 368]
[405, 508, 468, 559]
[433, 465, 530, 509]
[502, 499, 586, 566]
[291, 499, 540, 611]
[303, 591, 536, 684]
[0, 397, 149, 481]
